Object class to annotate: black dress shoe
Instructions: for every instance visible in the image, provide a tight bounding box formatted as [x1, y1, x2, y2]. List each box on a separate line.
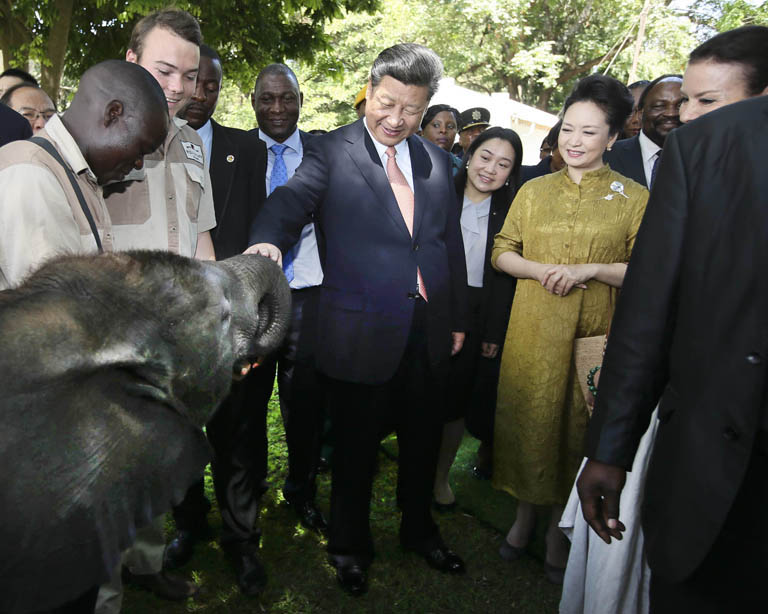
[228, 550, 268, 597]
[122, 568, 199, 601]
[419, 546, 466, 574]
[163, 530, 198, 569]
[335, 564, 368, 596]
[291, 500, 328, 532]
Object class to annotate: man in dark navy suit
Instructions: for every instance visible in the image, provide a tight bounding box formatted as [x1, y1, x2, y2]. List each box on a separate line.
[167, 44, 271, 598]
[247, 43, 468, 595]
[604, 74, 682, 187]
[579, 94, 768, 612]
[248, 63, 329, 537]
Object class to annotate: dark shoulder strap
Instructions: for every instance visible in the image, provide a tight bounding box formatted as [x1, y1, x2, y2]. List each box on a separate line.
[28, 136, 103, 253]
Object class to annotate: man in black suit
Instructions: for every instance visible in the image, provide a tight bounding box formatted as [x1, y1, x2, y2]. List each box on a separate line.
[166, 44, 271, 597]
[247, 43, 468, 596]
[604, 74, 682, 187]
[0, 102, 32, 146]
[578, 95, 768, 612]
[248, 63, 328, 535]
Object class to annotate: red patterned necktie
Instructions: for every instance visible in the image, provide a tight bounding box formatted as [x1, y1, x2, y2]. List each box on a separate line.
[385, 146, 427, 300]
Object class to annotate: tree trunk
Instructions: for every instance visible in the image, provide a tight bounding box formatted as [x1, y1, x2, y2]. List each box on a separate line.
[41, 0, 75, 105]
[0, 0, 32, 71]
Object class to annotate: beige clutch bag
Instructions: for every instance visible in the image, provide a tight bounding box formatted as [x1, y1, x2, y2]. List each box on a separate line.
[573, 335, 606, 414]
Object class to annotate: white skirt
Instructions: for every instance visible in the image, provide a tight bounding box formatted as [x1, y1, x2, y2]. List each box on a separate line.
[559, 409, 659, 614]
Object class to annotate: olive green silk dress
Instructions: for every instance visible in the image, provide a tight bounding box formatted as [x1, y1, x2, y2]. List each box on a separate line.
[490, 165, 648, 505]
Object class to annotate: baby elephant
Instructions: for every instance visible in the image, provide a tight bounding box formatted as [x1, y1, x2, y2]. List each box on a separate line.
[0, 250, 291, 614]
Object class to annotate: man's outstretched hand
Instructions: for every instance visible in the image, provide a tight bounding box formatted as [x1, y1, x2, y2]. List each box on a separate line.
[577, 459, 627, 544]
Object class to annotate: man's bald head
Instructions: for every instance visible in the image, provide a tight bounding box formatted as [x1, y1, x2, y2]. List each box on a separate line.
[62, 60, 169, 185]
[73, 60, 167, 119]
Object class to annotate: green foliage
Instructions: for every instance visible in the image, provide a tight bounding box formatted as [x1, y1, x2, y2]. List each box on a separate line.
[290, 0, 695, 131]
[0, 0, 379, 100]
[689, 0, 768, 33]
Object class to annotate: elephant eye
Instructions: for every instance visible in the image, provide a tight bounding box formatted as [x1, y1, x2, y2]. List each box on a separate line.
[221, 306, 232, 323]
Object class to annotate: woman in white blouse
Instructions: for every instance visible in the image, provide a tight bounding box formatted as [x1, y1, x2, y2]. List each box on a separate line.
[433, 127, 523, 509]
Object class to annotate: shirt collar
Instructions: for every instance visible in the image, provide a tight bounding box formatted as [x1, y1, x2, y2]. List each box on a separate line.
[259, 127, 302, 154]
[197, 119, 213, 142]
[638, 129, 662, 163]
[363, 116, 409, 160]
[41, 114, 96, 182]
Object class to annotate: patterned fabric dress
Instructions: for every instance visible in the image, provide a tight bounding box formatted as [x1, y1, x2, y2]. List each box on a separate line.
[490, 165, 648, 505]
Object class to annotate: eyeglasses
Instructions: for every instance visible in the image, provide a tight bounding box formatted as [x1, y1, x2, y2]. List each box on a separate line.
[17, 107, 56, 122]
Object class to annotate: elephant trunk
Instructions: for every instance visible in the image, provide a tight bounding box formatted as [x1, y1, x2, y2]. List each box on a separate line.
[215, 254, 292, 361]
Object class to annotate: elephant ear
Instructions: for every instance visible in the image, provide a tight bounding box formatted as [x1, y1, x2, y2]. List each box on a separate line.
[0, 363, 210, 613]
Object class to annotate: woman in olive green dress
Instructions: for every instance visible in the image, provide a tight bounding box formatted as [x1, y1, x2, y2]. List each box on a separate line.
[491, 74, 648, 582]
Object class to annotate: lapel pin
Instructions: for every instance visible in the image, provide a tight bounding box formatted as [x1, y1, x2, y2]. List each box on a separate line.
[226, 154, 235, 163]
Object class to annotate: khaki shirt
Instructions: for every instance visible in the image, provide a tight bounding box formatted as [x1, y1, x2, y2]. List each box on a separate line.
[0, 114, 113, 290]
[105, 117, 216, 258]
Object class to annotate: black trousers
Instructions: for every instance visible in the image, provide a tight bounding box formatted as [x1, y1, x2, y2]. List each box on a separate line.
[26, 586, 98, 614]
[650, 435, 768, 613]
[173, 371, 269, 550]
[326, 298, 444, 566]
[253, 286, 325, 504]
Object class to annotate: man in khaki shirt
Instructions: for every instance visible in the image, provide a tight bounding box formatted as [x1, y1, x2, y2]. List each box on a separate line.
[106, 8, 216, 261]
[0, 60, 168, 612]
[96, 9, 217, 612]
[0, 60, 168, 290]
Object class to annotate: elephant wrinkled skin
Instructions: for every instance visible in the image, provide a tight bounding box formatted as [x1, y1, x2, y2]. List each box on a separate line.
[0, 250, 291, 613]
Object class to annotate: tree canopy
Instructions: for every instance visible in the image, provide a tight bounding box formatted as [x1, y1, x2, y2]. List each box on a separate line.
[0, 0, 378, 102]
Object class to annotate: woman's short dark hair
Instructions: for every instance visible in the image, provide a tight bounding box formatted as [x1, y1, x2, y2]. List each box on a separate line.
[370, 43, 442, 99]
[421, 104, 458, 130]
[129, 8, 203, 61]
[689, 25, 768, 96]
[454, 126, 524, 204]
[561, 74, 634, 137]
[544, 120, 562, 148]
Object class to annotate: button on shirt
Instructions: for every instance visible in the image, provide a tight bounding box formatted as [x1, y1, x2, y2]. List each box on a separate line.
[639, 130, 662, 188]
[461, 194, 491, 288]
[259, 128, 323, 289]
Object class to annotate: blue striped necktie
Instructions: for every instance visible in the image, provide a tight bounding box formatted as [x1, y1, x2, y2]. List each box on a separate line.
[270, 143, 294, 283]
[650, 152, 660, 188]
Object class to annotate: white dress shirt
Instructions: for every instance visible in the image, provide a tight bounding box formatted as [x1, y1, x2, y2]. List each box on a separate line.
[259, 127, 323, 289]
[461, 194, 491, 288]
[363, 117, 414, 191]
[197, 119, 213, 169]
[638, 130, 662, 187]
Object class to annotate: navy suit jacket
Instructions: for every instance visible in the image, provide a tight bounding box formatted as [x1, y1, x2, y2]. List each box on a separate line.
[587, 96, 768, 582]
[209, 120, 267, 259]
[604, 134, 646, 187]
[249, 119, 468, 385]
[0, 103, 32, 147]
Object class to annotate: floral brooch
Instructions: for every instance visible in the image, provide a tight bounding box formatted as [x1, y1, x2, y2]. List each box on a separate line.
[602, 181, 629, 200]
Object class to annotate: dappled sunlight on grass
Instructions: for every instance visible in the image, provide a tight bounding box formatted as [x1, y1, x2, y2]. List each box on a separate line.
[123, 387, 562, 613]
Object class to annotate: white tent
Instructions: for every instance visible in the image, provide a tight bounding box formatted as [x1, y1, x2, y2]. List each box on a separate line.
[430, 77, 559, 165]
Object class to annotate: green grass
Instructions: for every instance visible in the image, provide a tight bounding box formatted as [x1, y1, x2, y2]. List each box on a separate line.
[123, 390, 562, 613]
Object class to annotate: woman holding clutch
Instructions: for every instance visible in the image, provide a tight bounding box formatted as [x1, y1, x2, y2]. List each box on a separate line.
[491, 74, 648, 582]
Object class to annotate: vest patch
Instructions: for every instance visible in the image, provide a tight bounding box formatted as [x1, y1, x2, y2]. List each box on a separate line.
[181, 141, 204, 165]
